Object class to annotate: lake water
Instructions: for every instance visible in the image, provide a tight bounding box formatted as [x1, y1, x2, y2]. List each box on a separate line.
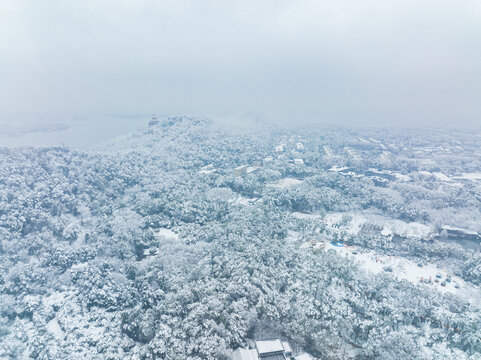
[0, 115, 149, 149]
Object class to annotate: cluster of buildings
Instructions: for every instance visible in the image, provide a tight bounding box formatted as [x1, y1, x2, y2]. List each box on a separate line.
[274, 136, 306, 166]
[328, 166, 413, 187]
[231, 137, 306, 178]
[233, 339, 312, 360]
[300, 239, 326, 253]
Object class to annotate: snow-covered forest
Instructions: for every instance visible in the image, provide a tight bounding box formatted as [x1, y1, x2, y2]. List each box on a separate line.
[1, 117, 480, 359]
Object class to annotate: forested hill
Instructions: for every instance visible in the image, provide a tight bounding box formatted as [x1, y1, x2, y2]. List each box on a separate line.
[0, 117, 480, 359]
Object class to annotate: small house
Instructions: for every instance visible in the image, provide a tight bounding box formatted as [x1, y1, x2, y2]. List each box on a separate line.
[234, 339, 304, 360]
[276, 144, 286, 153]
[263, 156, 274, 165]
[439, 225, 480, 240]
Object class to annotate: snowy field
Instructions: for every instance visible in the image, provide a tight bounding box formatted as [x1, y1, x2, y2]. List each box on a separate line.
[294, 210, 481, 305]
[291, 212, 322, 220]
[323, 211, 433, 239]
[155, 228, 180, 241]
[228, 195, 259, 206]
[453, 172, 481, 181]
[324, 242, 481, 306]
[269, 177, 304, 189]
[293, 211, 434, 242]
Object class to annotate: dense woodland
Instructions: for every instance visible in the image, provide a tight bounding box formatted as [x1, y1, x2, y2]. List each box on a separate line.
[0, 117, 480, 359]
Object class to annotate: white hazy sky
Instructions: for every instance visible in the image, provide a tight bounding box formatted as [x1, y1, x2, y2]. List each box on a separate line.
[1, 0, 480, 127]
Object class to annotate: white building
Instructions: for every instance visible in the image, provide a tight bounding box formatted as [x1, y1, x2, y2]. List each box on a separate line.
[256, 339, 292, 359]
[263, 156, 274, 165]
[276, 144, 286, 153]
[293, 158, 304, 166]
[233, 348, 259, 360]
[233, 339, 311, 360]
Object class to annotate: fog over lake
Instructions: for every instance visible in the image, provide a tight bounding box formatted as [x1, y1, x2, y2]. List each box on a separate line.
[0, 115, 147, 148]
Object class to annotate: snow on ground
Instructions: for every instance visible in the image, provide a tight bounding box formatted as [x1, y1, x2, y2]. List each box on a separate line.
[328, 166, 349, 172]
[433, 172, 453, 182]
[453, 172, 481, 181]
[295, 211, 479, 303]
[419, 170, 456, 183]
[296, 353, 313, 360]
[344, 147, 359, 159]
[199, 168, 217, 174]
[324, 212, 432, 239]
[42, 291, 67, 309]
[199, 164, 217, 174]
[285, 230, 301, 243]
[269, 177, 304, 189]
[444, 182, 463, 188]
[291, 212, 322, 220]
[155, 228, 180, 241]
[379, 152, 391, 162]
[386, 220, 432, 239]
[393, 173, 412, 182]
[46, 317, 65, 340]
[324, 212, 366, 235]
[229, 195, 259, 206]
[324, 242, 481, 306]
[418, 170, 455, 183]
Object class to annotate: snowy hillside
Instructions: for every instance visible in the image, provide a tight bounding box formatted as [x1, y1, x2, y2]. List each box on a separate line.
[0, 117, 480, 359]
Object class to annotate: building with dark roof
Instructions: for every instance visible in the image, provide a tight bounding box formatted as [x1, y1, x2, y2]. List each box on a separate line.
[233, 339, 311, 360]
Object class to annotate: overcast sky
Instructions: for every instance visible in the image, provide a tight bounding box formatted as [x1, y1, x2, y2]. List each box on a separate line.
[1, 0, 480, 127]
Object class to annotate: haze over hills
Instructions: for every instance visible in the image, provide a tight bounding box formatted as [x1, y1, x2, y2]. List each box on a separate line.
[1, 0, 481, 358]
[2, 1, 481, 129]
